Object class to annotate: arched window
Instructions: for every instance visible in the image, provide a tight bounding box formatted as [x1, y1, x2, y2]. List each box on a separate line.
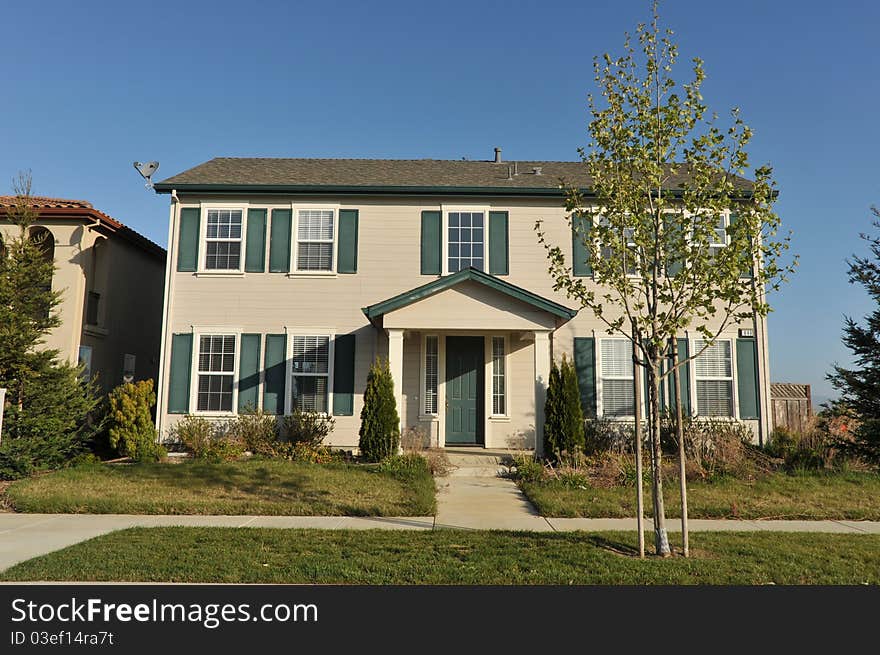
[28, 226, 55, 319]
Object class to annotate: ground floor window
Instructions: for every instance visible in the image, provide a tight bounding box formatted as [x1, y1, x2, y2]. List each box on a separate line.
[197, 335, 236, 412]
[424, 335, 438, 414]
[77, 345, 92, 381]
[491, 336, 506, 416]
[694, 338, 733, 417]
[600, 338, 634, 417]
[291, 335, 330, 412]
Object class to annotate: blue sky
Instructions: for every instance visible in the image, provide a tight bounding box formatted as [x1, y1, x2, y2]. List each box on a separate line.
[2, 0, 878, 404]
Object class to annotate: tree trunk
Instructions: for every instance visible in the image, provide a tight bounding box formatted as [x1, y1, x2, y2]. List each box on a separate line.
[671, 338, 689, 557]
[647, 356, 671, 556]
[632, 346, 645, 558]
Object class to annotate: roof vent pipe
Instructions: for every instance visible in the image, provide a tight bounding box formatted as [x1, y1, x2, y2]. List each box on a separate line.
[506, 165, 513, 180]
[494, 147, 502, 163]
[533, 167, 542, 176]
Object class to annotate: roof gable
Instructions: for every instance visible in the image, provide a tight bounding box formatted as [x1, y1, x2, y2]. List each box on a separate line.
[362, 268, 577, 326]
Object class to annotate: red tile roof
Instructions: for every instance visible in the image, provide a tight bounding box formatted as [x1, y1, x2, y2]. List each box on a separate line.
[0, 195, 164, 258]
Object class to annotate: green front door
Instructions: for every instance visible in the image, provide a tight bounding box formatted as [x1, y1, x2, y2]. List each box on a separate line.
[445, 336, 484, 445]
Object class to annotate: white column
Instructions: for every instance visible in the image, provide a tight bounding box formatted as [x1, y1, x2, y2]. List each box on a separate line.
[387, 329, 405, 435]
[533, 330, 552, 457]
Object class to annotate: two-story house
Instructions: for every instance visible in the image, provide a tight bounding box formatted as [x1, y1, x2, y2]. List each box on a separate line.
[152, 153, 772, 453]
[0, 196, 166, 393]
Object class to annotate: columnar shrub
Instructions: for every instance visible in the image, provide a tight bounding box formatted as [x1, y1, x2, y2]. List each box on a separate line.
[107, 379, 164, 462]
[358, 358, 400, 462]
[543, 355, 585, 461]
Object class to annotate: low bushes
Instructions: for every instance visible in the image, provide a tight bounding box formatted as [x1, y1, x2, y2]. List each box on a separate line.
[167, 408, 340, 463]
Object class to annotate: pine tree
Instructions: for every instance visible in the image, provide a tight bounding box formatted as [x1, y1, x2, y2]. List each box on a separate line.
[543, 355, 585, 461]
[827, 207, 880, 465]
[560, 355, 586, 454]
[0, 173, 101, 478]
[543, 361, 564, 460]
[358, 358, 400, 462]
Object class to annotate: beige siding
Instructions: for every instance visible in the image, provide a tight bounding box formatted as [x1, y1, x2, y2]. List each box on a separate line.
[159, 194, 772, 446]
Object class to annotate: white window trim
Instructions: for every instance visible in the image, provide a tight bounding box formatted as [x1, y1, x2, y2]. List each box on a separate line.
[489, 334, 509, 418]
[597, 337, 637, 419]
[284, 328, 336, 416]
[593, 216, 639, 279]
[439, 204, 492, 275]
[289, 202, 340, 277]
[197, 203, 249, 275]
[190, 329, 241, 416]
[421, 334, 440, 417]
[691, 337, 736, 419]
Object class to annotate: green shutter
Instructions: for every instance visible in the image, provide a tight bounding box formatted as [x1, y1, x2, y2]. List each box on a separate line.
[420, 211, 441, 275]
[670, 338, 692, 417]
[332, 333, 356, 415]
[176, 208, 200, 272]
[488, 211, 509, 275]
[245, 209, 267, 272]
[736, 338, 760, 419]
[337, 209, 359, 274]
[238, 334, 262, 413]
[269, 209, 292, 273]
[574, 337, 597, 417]
[572, 213, 592, 277]
[263, 334, 287, 415]
[168, 333, 193, 414]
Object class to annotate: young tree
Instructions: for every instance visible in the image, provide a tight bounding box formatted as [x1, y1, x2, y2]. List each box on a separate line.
[0, 172, 101, 477]
[827, 207, 880, 466]
[536, 2, 794, 555]
[358, 358, 400, 462]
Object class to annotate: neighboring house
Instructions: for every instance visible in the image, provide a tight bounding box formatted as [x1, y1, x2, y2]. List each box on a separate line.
[0, 196, 166, 392]
[153, 153, 773, 453]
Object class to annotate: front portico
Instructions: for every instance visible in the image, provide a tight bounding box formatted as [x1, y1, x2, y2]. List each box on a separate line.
[362, 268, 576, 454]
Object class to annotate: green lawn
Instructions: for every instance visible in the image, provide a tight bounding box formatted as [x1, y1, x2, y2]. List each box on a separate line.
[3, 527, 879, 584]
[519, 470, 880, 519]
[4, 460, 435, 516]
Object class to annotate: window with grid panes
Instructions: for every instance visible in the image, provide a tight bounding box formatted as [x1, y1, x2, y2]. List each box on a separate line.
[197, 335, 236, 411]
[492, 337, 506, 415]
[205, 210, 242, 270]
[447, 212, 484, 272]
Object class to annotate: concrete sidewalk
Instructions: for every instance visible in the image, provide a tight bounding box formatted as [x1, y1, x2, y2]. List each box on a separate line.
[2, 471, 880, 572]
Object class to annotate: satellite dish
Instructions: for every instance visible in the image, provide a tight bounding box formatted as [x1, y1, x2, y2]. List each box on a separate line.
[133, 161, 159, 188]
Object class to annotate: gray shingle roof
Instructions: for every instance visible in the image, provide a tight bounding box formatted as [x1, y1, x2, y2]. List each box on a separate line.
[155, 157, 755, 195]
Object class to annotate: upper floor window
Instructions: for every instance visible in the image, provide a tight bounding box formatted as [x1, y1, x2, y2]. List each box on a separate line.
[708, 215, 728, 259]
[447, 211, 484, 272]
[205, 209, 242, 270]
[296, 209, 334, 272]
